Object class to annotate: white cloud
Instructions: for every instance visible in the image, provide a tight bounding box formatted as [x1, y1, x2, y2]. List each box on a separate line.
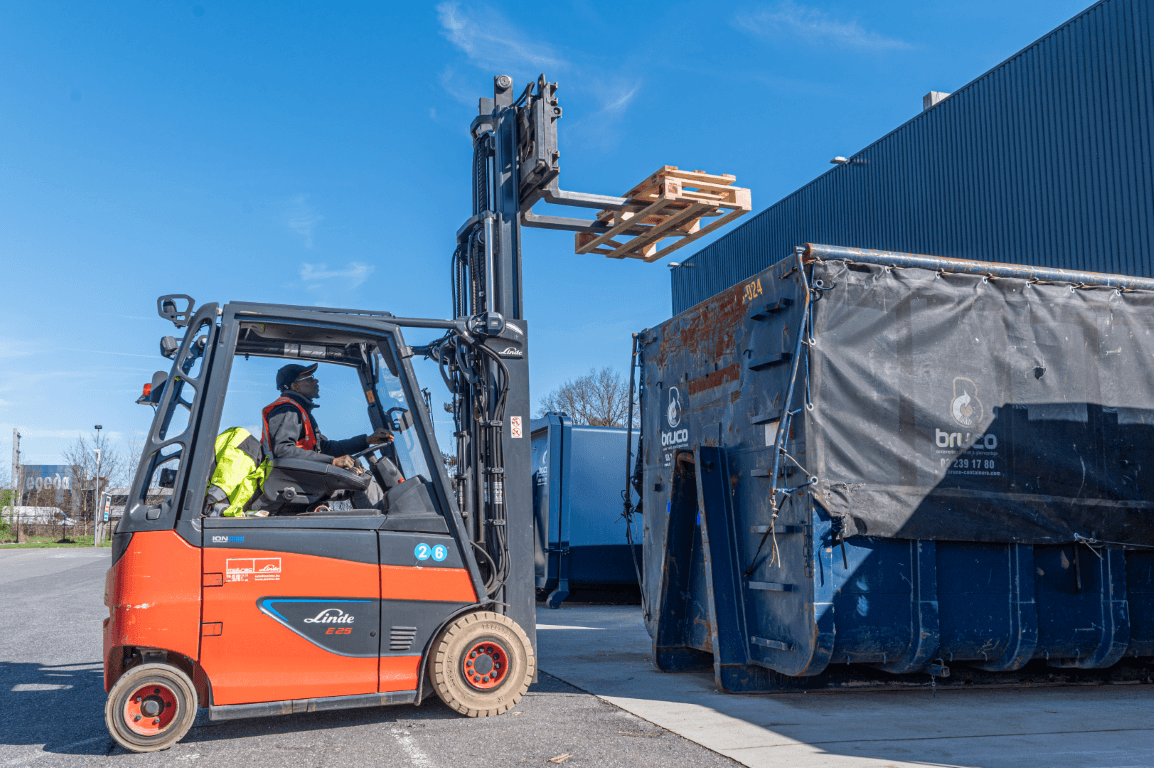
[0, 339, 36, 360]
[285, 194, 324, 247]
[601, 82, 640, 115]
[434, 4, 640, 147]
[60, 348, 159, 359]
[300, 262, 374, 288]
[436, 2, 566, 75]
[438, 65, 479, 106]
[3, 427, 118, 440]
[736, 1, 911, 52]
[563, 77, 642, 150]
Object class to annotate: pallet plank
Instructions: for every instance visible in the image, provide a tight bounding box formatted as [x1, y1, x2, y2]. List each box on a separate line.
[574, 166, 751, 262]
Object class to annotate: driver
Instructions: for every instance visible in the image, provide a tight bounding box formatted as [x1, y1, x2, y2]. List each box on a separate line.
[261, 363, 392, 469]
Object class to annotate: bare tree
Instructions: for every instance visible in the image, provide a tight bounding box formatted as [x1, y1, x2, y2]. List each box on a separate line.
[120, 430, 146, 488]
[537, 367, 635, 428]
[62, 432, 123, 536]
[0, 461, 11, 513]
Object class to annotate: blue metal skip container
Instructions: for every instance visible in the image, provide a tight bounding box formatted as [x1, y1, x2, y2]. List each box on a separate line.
[532, 413, 641, 607]
[640, 244, 1154, 692]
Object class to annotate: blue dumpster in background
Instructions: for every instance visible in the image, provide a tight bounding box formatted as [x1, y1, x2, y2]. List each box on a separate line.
[532, 412, 641, 608]
[640, 245, 1154, 693]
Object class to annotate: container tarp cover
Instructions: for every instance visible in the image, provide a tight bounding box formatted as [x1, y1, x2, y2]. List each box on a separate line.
[808, 259, 1154, 545]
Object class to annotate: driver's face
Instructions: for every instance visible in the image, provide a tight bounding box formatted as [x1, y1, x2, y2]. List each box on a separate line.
[292, 375, 320, 399]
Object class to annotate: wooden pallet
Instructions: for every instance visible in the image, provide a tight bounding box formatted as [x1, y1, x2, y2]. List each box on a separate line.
[574, 166, 752, 262]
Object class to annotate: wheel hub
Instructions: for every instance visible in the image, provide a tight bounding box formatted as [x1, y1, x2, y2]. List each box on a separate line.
[123, 684, 177, 736]
[461, 640, 508, 690]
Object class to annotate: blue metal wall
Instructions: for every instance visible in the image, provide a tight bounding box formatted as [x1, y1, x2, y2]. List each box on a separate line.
[531, 413, 640, 607]
[672, 0, 1154, 314]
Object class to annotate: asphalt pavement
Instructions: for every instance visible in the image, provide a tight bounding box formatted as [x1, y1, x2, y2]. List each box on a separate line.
[13, 546, 1154, 768]
[0, 548, 735, 768]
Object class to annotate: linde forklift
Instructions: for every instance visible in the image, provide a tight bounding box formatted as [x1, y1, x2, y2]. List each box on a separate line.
[102, 73, 748, 752]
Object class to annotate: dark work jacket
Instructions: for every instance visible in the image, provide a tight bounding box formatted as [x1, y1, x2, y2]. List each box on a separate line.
[263, 391, 369, 463]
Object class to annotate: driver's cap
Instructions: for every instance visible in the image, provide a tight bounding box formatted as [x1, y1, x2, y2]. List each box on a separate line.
[276, 362, 318, 391]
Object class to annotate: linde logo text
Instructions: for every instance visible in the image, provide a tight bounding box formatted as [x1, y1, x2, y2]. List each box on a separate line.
[303, 608, 355, 624]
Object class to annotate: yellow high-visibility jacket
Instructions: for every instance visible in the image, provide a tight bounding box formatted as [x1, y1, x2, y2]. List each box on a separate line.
[205, 427, 270, 517]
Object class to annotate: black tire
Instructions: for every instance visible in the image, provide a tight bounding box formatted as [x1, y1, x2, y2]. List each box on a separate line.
[105, 662, 198, 753]
[429, 611, 535, 717]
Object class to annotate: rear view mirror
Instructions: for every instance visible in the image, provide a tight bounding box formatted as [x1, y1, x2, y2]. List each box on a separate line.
[160, 337, 179, 359]
[387, 407, 414, 432]
[158, 468, 178, 489]
[157, 294, 195, 328]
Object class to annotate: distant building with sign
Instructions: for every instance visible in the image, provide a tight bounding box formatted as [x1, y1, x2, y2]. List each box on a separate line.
[21, 465, 73, 492]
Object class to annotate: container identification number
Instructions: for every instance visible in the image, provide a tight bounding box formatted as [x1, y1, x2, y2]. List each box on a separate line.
[742, 278, 763, 304]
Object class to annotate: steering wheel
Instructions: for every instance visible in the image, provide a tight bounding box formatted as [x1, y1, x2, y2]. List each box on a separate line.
[349, 442, 386, 461]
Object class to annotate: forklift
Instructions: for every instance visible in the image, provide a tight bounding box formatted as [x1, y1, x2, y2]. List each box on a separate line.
[102, 73, 748, 752]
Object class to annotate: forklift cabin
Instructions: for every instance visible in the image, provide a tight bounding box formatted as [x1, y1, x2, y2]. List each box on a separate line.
[103, 297, 536, 752]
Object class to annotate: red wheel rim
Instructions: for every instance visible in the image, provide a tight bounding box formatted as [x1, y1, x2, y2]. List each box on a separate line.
[461, 640, 509, 690]
[122, 683, 179, 736]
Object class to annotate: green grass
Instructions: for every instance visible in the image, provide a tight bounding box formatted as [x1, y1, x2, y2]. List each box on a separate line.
[0, 535, 112, 549]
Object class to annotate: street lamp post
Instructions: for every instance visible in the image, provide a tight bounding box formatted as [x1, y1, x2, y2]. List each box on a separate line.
[94, 425, 102, 547]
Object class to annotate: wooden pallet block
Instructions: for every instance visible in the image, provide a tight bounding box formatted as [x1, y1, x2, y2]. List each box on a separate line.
[575, 166, 752, 262]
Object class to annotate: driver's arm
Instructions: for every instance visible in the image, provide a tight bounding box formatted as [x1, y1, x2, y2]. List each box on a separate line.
[367, 428, 393, 445]
[317, 433, 370, 459]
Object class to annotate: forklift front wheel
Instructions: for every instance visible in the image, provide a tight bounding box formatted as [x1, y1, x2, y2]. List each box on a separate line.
[429, 611, 535, 717]
[105, 662, 198, 753]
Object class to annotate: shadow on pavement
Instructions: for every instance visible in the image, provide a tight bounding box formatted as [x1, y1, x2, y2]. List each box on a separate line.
[0, 660, 114, 756]
[0, 659, 574, 757]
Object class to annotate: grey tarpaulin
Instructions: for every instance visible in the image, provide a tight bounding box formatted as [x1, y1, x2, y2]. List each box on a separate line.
[808, 259, 1154, 545]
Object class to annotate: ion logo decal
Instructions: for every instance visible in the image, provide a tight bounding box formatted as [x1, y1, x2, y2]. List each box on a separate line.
[212, 535, 244, 544]
[225, 557, 281, 583]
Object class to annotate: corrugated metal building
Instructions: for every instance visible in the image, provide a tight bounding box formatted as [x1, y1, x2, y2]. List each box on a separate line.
[671, 0, 1154, 315]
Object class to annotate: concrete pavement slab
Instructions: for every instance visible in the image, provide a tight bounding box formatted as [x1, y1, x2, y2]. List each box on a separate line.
[536, 604, 1154, 768]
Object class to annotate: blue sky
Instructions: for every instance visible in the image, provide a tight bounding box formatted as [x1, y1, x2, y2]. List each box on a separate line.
[0, 0, 1091, 469]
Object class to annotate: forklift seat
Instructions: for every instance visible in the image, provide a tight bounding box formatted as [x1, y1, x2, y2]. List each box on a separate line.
[253, 458, 371, 515]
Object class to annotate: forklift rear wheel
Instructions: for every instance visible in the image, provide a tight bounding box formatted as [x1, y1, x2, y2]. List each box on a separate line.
[429, 611, 535, 717]
[105, 662, 197, 753]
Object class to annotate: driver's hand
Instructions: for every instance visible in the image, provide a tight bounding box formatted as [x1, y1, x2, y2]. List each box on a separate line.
[333, 455, 355, 470]
[367, 428, 394, 445]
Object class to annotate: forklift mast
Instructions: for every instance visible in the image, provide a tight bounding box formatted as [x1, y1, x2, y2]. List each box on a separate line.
[441, 74, 640, 640]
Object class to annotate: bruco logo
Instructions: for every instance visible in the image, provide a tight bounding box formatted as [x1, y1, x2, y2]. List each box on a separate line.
[303, 608, 355, 625]
[661, 386, 689, 448]
[950, 377, 983, 427]
[666, 387, 683, 428]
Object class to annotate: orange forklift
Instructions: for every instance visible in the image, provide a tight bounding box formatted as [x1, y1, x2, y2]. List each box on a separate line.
[103, 73, 749, 751]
